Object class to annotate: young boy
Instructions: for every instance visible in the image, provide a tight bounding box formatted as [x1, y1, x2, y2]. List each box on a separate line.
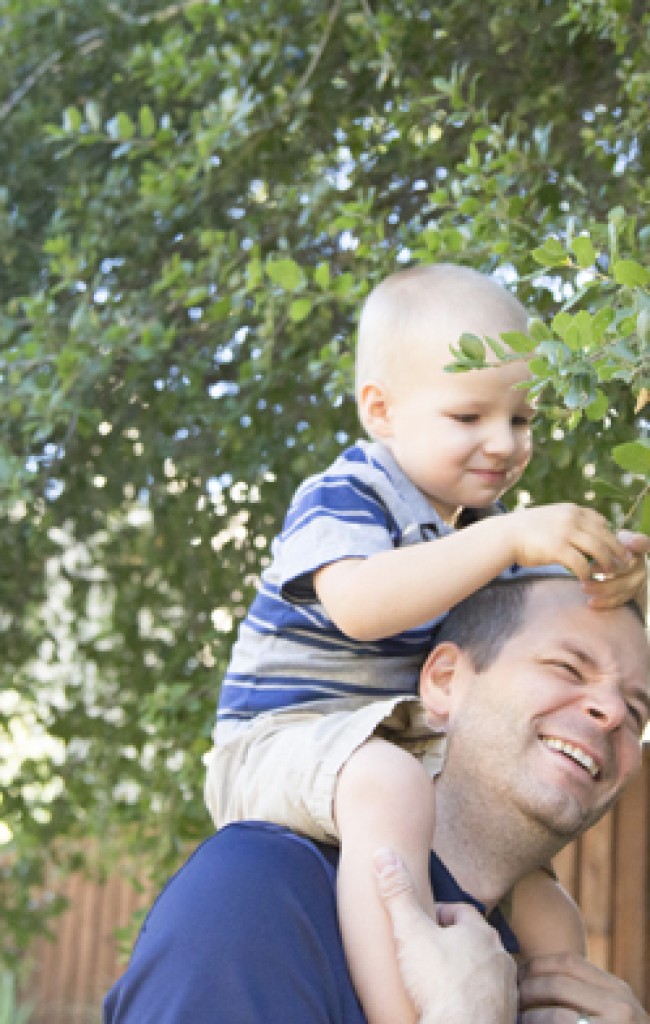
[204, 264, 647, 1024]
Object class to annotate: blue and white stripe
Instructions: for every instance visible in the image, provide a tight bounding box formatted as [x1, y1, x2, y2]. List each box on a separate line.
[215, 440, 456, 729]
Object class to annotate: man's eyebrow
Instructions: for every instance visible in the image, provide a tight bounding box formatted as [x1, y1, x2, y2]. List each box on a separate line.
[555, 641, 650, 715]
[553, 641, 597, 667]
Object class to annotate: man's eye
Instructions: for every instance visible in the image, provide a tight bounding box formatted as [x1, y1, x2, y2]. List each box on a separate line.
[512, 415, 534, 428]
[550, 660, 581, 679]
[626, 703, 644, 729]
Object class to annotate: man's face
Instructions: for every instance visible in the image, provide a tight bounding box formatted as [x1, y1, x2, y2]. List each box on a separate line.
[443, 582, 650, 840]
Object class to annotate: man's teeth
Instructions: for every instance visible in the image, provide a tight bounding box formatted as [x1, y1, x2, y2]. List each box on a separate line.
[541, 737, 600, 778]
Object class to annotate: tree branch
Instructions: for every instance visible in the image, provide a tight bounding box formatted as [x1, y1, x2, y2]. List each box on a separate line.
[290, 0, 342, 101]
[106, 0, 209, 25]
[0, 31, 104, 123]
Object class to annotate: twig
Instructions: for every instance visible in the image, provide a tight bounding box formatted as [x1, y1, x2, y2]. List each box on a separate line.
[291, 0, 342, 101]
[0, 31, 104, 123]
[621, 483, 650, 528]
[106, 0, 208, 25]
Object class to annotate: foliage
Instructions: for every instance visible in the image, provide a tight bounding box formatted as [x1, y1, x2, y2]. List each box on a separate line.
[0, 0, 648, 961]
[0, 969, 33, 1024]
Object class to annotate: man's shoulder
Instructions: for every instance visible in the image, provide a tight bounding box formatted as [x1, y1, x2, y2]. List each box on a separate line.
[186, 821, 339, 885]
[105, 824, 361, 1024]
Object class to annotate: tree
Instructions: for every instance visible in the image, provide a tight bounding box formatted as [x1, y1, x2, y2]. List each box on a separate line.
[0, 0, 648, 961]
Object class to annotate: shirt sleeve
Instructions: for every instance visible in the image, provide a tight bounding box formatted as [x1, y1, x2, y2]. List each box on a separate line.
[277, 468, 399, 603]
[103, 824, 366, 1024]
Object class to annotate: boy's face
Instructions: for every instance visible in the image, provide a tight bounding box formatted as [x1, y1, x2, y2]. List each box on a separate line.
[383, 357, 534, 520]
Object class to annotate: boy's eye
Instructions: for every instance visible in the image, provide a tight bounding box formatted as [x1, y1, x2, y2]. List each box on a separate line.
[450, 413, 479, 424]
[512, 414, 534, 427]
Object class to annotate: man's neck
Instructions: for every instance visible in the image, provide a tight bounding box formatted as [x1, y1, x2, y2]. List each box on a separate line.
[432, 783, 563, 912]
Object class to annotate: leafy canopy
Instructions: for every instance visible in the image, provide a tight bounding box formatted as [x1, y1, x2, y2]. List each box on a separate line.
[0, 0, 648, 961]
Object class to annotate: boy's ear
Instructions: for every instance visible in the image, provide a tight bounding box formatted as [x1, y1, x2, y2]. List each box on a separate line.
[419, 642, 463, 723]
[357, 381, 393, 439]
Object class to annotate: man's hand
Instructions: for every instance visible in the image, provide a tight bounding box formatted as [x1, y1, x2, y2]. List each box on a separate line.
[519, 952, 650, 1023]
[374, 848, 517, 1024]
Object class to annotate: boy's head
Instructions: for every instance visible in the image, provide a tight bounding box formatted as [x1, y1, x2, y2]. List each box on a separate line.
[355, 263, 534, 521]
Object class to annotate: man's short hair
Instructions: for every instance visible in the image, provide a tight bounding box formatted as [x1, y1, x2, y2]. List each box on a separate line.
[433, 574, 644, 672]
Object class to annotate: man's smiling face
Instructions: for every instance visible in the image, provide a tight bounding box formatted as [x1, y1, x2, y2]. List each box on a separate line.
[443, 581, 650, 840]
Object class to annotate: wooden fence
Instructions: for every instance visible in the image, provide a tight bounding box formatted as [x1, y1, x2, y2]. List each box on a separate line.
[24, 748, 650, 1021]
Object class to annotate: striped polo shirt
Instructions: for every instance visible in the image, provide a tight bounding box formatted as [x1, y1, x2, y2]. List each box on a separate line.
[215, 440, 503, 734]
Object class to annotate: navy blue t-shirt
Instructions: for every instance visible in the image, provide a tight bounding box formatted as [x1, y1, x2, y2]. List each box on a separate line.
[104, 822, 518, 1024]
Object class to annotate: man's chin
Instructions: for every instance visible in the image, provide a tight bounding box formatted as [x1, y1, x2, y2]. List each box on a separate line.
[526, 793, 599, 840]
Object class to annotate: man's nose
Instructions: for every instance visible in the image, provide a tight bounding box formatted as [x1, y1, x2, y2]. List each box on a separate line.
[583, 688, 627, 730]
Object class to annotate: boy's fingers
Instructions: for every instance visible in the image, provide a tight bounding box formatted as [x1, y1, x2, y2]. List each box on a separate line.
[577, 530, 630, 574]
[617, 529, 650, 555]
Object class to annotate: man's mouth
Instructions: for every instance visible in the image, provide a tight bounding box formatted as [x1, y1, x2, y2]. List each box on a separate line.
[540, 736, 601, 780]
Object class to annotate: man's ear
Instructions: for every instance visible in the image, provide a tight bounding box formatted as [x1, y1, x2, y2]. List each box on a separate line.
[419, 642, 463, 724]
[357, 381, 393, 439]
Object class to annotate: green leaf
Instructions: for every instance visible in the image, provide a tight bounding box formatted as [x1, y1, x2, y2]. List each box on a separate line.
[638, 492, 650, 535]
[289, 297, 312, 322]
[584, 389, 609, 422]
[84, 100, 101, 131]
[139, 105, 156, 137]
[527, 318, 551, 344]
[332, 272, 355, 296]
[62, 106, 82, 132]
[531, 238, 567, 266]
[265, 257, 305, 291]
[570, 235, 596, 268]
[500, 330, 537, 354]
[107, 112, 135, 141]
[611, 259, 650, 288]
[313, 262, 330, 290]
[458, 333, 486, 360]
[590, 477, 625, 499]
[611, 441, 650, 475]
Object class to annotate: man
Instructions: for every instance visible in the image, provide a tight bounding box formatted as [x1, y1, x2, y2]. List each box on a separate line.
[104, 576, 650, 1023]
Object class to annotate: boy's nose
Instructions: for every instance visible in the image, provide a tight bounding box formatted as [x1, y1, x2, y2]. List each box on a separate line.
[483, 424, 516, 457]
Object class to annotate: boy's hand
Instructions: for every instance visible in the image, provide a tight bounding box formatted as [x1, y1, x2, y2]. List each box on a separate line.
[508, 505, 636, 584]
[582, 529, 649, 613]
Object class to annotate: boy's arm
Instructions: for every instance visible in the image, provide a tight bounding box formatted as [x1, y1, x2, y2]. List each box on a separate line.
[314, 504, 634, 641]
[375, 850, 518, 1024]
[509, 868, 586, 960]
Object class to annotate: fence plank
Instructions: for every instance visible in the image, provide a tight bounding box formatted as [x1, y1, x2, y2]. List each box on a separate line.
[581, 811, 614, 970]
[612, 760, 647, 999]
[26, 864, 150, 1024]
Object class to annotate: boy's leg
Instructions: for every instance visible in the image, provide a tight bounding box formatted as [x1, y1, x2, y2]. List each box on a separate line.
[509, 868, 586, 959]
[334, 737, 437, 1024]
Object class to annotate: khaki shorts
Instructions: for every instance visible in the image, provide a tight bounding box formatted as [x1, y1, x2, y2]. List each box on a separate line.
[204, 695, 446, 844]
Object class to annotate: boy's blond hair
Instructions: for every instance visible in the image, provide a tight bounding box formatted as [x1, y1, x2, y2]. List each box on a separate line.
[355, 263, 529, 403]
